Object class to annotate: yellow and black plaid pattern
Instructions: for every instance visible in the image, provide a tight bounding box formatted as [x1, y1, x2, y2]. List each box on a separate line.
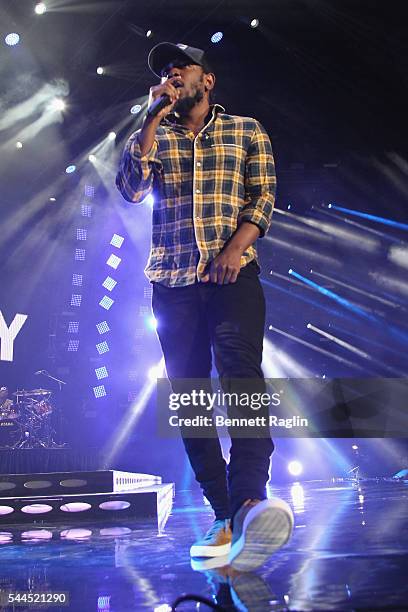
[116, 104, 276, 287]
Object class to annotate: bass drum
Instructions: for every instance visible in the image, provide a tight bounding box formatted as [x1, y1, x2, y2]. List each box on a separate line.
[0, 418, 22, 448]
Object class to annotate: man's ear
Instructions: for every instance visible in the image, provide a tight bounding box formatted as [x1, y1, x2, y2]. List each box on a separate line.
[204, 72, 216, 93]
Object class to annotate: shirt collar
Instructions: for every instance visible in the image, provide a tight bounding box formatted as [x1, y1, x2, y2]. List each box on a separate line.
[163, 103, 225, 129]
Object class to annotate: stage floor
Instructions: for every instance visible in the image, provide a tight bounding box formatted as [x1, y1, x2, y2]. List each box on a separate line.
[0, 479, 406, 610]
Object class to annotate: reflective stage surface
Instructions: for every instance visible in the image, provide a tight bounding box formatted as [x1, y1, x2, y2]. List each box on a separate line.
[0, 480, 407, 611]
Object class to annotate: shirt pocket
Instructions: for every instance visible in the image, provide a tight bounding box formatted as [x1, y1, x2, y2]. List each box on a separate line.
[211, 143, 246, 173]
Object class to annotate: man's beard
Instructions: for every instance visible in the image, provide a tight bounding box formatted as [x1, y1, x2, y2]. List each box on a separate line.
[174, 84, 204, 116]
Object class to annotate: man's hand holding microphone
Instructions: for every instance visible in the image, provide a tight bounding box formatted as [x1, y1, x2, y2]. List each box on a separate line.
[138, 77, 181, 156]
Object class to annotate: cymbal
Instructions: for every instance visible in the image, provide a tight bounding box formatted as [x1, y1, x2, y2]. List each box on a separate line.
[30, 389, 51, 395]
[13, 389, 51, 397]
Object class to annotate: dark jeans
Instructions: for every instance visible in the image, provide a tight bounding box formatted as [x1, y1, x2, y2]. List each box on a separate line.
[152, 261, 274, 519]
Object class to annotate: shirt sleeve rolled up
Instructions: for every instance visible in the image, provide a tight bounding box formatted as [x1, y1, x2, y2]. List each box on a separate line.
[115, 131, 162, 203]
[239, 120, 276, 237]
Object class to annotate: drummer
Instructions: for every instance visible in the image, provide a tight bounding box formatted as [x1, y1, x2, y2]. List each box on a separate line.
[0, 387, 16, 418]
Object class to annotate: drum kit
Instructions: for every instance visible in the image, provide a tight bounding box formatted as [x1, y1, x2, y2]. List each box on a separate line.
[0, 388, 63, 449]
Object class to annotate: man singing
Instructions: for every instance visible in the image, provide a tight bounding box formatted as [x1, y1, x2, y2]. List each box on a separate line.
[116, 42, 294, 571]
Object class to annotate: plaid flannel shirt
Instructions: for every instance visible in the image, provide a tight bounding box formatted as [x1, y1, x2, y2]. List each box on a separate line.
[116, 104, 276, 287]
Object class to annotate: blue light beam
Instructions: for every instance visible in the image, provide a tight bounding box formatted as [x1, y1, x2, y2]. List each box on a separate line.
[328, 204, 408, 231]
[288, 269, 376, 321]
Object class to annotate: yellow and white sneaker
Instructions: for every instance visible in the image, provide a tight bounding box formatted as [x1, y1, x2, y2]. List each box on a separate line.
[190, 519, 232, 558]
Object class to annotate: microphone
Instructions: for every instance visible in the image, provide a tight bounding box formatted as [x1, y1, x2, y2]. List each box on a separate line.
[146, 81, 183, 119]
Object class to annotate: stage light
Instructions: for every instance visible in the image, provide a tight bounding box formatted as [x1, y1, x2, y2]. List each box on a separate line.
[146, 316, 157, 330]
[106, 254, 121, 269]
[288, 460, 303, 476]
[352, 444, 359, 450]
[76, 228, 87, 241]
[75, 248, 86, 261]
[102, 277, 117, 291]
[49, 197, 56, 202]
[211, 32, 223, 44]
[96, 341, 109, 355]
[110, 234, 124, 248]
[95, 367, 108, 380]
[96, 66, 104, 75]
[81, 204, 92, 217]
[88, 154, 96, 162]
[98, 596, 111, 610]
[108, 131, 116, 141]
[22, 529, 52, 540]
[35, 3, 47, 14]
[5, 33, 20, 46]
[93, 385, 107, 398]
[146, 30, 153, 38]
[84, 184, 95, 197]
[65, 165, 76, 174]
[68, 322, 79, 334]
[72, 273, 83, 286]
[99, 296, 114, 310]
[16, 141, 23, 149]
[96, 321, 110, 334]
[70, 294, 82, 307]
[67, 340, 79, 352]
[50, 98, 66, 112]
[130, 104, 142, 115]
[148, 363, 164, 381]
[250, 18, 259, 28]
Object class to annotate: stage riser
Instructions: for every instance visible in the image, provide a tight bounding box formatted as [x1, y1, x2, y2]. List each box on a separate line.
[0, 484, 174, 526]
[0, 470, 161, 498]
[0, 449, 101, 475]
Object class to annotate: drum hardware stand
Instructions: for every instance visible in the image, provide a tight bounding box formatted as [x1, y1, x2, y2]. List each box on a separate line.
[34, 372, 68, 448]
[35, 370, 66, 391]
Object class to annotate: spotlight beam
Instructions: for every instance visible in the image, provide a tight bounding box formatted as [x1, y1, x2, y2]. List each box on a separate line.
[318, 208, 402, 243]
[261, 278, 360, 324]
[307, 324, 369, 358]
[327, 204, 408, 231]
[307, 323, 407, 376]
[289, 270, 377, 321]
[103, 359, 165, 465]
[268, 325, 376, 373]
[329, 323, 408, 361]
[273, 208, 379, 252]
[310, 270, 403, 309]
[265, 236, 342, 268]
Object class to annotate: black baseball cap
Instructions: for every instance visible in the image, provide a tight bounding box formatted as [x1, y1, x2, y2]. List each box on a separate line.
[148, 42, 212, 78]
